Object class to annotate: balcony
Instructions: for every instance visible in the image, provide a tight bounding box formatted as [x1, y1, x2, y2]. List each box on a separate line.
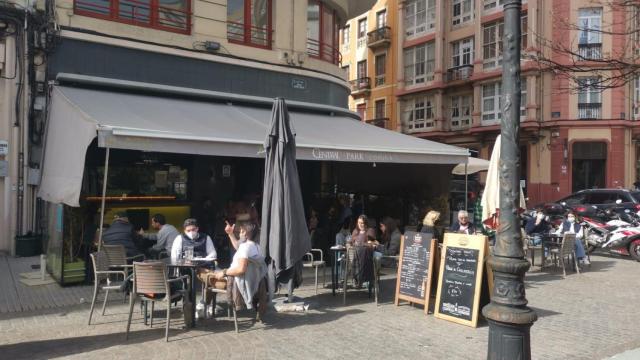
[367, 26, 391, 49]
[577, 43, 602, 61]
[366, 117, 389, 129]
[447, 65, 474, 82]
[227, 22, 272, 49]
[578, 103, 602, 119]
[306, 38, 342, 65]
[349, 77, 371, 96]
[451, 117, 472, 130]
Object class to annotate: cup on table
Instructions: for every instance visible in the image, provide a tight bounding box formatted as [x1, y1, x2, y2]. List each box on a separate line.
[184, 246, 194, 261]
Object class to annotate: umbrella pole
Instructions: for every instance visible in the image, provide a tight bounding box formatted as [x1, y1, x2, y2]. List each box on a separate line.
[464, 163, 468, 211]
[97, 147, 110, 252]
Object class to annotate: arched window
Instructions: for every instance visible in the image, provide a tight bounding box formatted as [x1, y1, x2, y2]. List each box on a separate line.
[307, 1, 341, 64]
[227, 0, 273, 49]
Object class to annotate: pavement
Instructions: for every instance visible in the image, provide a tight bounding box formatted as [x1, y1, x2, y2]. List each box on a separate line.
[0, 253, 639, 359]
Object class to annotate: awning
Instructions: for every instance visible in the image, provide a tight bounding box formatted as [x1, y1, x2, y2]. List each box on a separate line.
[451, 157, 491, 175]
[38, 85, 468, 206]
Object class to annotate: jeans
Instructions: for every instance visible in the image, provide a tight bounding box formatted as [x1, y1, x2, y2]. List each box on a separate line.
[574, 238, 586, 259]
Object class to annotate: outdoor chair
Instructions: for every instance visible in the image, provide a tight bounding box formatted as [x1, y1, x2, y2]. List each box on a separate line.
[525, 234, 544, 267]
[200, 273, 239, 333]
[373, 254, 399, 305]
[342, 246, 377, 305]
[549, 233, 580, 278]
[88, 251, 128, 325]
[103, 244, 145, 274]
[125, 261, 189, 342]
[303, 249, 326, 294]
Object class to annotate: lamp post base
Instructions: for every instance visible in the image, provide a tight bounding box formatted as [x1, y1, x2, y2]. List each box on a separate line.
[486, 317, 534, 360]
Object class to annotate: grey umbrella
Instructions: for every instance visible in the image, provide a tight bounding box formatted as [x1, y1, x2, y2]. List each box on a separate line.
[260, 98, 311, 300]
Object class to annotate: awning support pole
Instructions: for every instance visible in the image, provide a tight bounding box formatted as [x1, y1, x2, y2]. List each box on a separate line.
[97, 147, 110, 251]
[464, 163, 468, 211]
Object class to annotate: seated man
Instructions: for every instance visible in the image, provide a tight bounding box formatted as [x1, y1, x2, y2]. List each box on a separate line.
[102, 212, 143, 258]
[555, 211, 590, 265]
[450, 210, 476, 235]
[138, 214, 180, 259]
[171, 218, 217, 262]
[525, 207, 550, 246]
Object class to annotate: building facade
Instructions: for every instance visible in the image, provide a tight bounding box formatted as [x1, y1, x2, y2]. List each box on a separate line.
[342, 0, 640, 205]
[342, 0, 401, 130]
[0, 0, 376, 255]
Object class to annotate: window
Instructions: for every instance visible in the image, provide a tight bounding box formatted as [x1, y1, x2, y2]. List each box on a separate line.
[404, 42, 435, 86]
[577, 77, 602, 119]
[578, 8, 602, 45]
[357, 60, 367, 79]
[227, 0, 272, 48]
[451, 37, 474, 67]
[342, 25, 350, 49]
[375, 99, 386, 119]
[405, 0, 436, 37]
[342, 65, 350, 79]
[634, 76, 640, 119]
[376, 9, 387, 29]
[404, 95, 436, 131]
[357, 18, 367, 47]
[375, 53, 386, 86]
[482, 15, 527, 69]
[74, 0, 191, 33]
[452, 0, 473, 26]
[307, 1, 340, 64]
[451, 94, 473, 129]
[481, 80, 527, 123]
[577, 8, 602, 60]
[484, 0, 527, 12]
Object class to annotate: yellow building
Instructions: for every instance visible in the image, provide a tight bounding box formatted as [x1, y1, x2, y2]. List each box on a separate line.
[341, 0, 400, 131]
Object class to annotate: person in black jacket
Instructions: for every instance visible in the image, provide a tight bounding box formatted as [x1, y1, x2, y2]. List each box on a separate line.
[525, 207, 550, 246]
[102, 212, 143, 257]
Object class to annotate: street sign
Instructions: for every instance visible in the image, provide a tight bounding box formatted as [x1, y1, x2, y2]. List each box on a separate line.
[0, 140, 8, 156]
[291, 78, 306, 90]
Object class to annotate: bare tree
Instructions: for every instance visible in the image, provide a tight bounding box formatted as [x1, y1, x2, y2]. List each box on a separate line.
[533, 0, 640, 92]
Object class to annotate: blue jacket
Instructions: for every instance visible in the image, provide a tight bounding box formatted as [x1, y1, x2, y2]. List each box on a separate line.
[525, 217, 550, 235]
[559, 221, 581, 234]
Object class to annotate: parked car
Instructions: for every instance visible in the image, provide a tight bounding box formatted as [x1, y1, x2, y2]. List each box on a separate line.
[538, 189, 640, 216]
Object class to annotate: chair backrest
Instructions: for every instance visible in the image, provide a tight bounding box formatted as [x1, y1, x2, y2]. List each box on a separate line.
[90, 251, 110, 282]
[103, 244, 127, 266]
[560, 233, 576, 257]
[133, 261, 169, 295]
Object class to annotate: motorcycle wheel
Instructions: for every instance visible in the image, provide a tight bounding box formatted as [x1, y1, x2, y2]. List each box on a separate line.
[629, 239, 640, 262]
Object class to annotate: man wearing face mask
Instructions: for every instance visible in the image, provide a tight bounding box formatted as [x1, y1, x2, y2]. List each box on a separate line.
[171, 218, 217, 262]
[555, 211, 590, 265]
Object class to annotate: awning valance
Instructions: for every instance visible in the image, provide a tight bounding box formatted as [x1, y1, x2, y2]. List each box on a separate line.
[38, 85, 468, 206]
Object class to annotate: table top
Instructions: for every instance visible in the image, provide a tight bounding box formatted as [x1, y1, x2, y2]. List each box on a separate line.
[161, 258, 216, 268]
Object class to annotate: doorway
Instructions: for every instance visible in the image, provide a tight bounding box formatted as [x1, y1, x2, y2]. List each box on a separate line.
[572, 142, 607, 192]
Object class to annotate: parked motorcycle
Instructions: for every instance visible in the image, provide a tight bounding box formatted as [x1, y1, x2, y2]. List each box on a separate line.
[578, 205, 640, 261]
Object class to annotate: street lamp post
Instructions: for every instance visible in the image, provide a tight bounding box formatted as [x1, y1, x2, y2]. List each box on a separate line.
[481, 0, 538, 359]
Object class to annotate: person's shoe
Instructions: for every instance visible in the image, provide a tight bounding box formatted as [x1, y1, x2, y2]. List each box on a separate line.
[580, 258, 591, 265]
[195, 302, 205, 319]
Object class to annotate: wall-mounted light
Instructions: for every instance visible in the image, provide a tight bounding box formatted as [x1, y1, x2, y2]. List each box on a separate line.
[563, 138, 568, 160]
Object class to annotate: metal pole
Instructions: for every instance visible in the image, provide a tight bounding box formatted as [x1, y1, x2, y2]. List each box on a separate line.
[97, 147, 110, 251]
[482, 1, 537, 359]
[464, 162, 468, 211]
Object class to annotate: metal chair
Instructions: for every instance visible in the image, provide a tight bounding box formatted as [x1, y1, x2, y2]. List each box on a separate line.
[125, 261, 189, 341]
[201, 273, 239, 333]
[342, 246, 376, 305]
[303, 249, 326, 294]
[549, 233, 580, 278]
[87, 251, 127, 325]
[102, 244, 145, 304]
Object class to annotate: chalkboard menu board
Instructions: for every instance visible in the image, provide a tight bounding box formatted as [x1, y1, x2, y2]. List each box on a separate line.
[434, 234, 488, 327]
[394, 231, 436, 312]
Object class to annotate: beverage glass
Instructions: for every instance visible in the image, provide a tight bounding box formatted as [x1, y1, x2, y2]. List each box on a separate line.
[184, 246, 194, 261]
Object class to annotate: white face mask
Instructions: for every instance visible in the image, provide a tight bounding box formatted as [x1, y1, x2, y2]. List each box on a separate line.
[239, 235, 247, 242]
[186, 231, 198, 240]
[567, 217, 575, 224]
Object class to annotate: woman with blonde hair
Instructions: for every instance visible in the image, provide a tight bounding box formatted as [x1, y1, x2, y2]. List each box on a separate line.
[417, 210, 442, 242]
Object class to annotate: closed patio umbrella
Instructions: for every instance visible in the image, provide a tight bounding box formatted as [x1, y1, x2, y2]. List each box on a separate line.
[481, 135, 527, 230]
[260, 98, 311, 301]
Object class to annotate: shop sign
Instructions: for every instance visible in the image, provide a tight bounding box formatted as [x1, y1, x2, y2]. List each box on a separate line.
[291, 79, 306, 90]
[0, 140, 8, 156]
[311, 148, 393, 162]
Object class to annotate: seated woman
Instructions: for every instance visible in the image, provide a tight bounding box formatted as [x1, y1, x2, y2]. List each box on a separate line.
[207, 221, 267, 316]
[347, 215, 377, 287]
[418, 210, 442, 243]
[554, 211, 590, 265]
[374, 216, 402, 267]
